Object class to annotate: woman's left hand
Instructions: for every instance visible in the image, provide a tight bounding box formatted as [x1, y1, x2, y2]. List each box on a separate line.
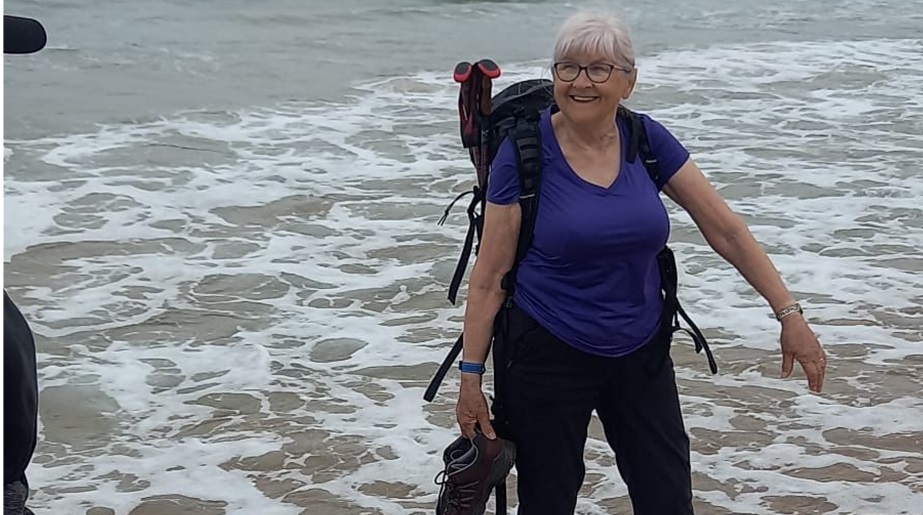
[780, 316, 827, 393]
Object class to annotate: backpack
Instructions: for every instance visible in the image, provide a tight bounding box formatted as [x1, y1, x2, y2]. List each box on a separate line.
[425, 75, 717, 405]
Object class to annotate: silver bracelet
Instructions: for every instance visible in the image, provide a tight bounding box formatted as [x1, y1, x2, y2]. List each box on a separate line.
[774, 302, 803, 321]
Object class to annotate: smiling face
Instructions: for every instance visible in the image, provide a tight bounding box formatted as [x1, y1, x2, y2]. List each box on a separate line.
[552, 51, 636, 125]
[550, 11, 638, 128]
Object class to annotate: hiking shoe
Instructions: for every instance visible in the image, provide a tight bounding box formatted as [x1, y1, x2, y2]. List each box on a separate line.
[435, 433, 516, 515]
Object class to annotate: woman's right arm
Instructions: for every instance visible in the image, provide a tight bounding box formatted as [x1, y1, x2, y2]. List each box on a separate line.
[456, 200, 521, 439]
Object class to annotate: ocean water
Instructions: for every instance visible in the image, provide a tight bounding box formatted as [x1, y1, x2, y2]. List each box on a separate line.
[4, 0, 923, 514]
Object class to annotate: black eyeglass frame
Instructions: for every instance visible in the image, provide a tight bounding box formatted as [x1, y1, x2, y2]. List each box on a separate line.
[552, 61, 634, 83]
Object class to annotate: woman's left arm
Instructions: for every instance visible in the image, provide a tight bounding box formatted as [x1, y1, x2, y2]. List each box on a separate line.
[663, 158, 827, 393]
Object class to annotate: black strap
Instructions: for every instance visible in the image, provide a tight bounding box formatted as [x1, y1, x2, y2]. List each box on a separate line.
[500, 112, 543, 301]
[622, 107, 662, 186]
[437, 190, 473, 226]
[446, 187, 485, 305]
[676, 305, 719, 374]
[423, 333, 463, 402]
[623, 106, 641, 166]
[496, 481, 507, 514]
[655, 240, 719, 375]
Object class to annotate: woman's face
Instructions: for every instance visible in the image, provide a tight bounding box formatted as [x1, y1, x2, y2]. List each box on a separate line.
[552, 49, 636, 125]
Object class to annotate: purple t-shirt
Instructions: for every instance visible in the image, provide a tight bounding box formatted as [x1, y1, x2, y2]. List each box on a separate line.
[487, 108, 690, 357]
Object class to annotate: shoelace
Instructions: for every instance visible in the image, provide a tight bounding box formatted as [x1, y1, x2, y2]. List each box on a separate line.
[434, 470, 478, 511]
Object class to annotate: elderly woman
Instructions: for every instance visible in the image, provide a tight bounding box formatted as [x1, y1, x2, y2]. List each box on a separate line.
[454, 9, 828, 515]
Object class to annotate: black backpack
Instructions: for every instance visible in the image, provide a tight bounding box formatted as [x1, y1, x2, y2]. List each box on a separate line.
[425, 78, 717, 405]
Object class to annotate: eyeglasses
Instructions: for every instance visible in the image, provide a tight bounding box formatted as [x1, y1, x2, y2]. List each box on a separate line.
[553, 62, 632, 83]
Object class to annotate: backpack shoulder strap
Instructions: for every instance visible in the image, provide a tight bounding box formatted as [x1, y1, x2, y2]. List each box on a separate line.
[619, 106, 661, 186]
[623, 106, 718, 374]
[500, 112, 543, 303]
[424, 111, 545, 404]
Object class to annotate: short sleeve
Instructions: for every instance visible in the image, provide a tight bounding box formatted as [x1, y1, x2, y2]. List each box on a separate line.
[485, 137, 521, 205]
[641, 115, 691, 189]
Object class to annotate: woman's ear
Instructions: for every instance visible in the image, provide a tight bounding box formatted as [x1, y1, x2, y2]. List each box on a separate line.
[623, 68, 638, 99]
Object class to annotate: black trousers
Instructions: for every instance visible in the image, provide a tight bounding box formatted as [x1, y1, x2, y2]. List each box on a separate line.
[491, 304, 694, 515]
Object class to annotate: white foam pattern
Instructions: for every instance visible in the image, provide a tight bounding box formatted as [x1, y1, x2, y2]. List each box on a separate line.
[4, 37, 922, 514]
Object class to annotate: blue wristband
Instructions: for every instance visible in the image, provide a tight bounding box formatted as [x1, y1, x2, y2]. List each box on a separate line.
[459, 361, 486, 375]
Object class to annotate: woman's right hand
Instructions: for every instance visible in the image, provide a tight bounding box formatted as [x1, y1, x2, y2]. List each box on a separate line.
[456, 377, 496, 440]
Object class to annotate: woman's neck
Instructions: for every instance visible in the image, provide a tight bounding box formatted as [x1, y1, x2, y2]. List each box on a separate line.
[553, 109, 620, 151]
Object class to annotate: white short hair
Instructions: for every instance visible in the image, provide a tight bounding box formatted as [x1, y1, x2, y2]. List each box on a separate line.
[553, 10, 636, 69]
